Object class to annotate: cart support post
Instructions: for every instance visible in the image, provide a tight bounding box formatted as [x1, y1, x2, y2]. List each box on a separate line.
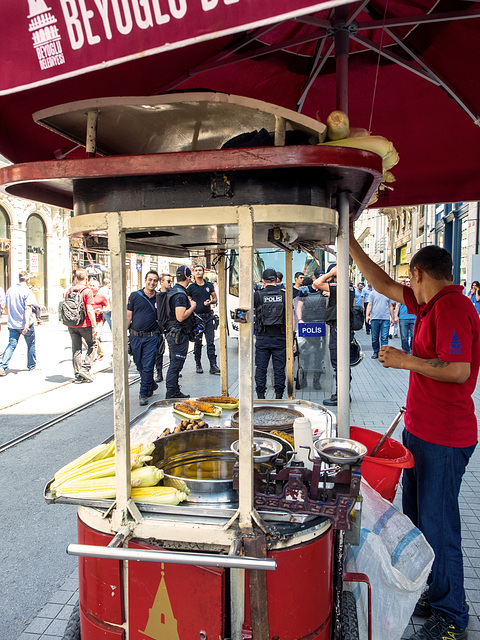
[217, 252, 229, 396]
[285, 250, 294, 399]
[337, 192, 351, 438]
[107, 212, 141, 526]
[237, 206, 255, 529]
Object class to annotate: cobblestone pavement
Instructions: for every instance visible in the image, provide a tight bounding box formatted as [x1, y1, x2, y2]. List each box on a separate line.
[13, 325, 480, 640]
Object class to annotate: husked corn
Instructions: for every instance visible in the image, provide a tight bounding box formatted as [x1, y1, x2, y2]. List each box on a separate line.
[163, 476, 191, 495]
[54, 442, 115, 480]
[130, 466, 164, 487]
[131, 487, 187, 505]
[55, 476, 142, 499]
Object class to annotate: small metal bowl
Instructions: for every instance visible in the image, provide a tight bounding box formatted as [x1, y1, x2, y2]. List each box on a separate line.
[230, 437, 283, 463]
[314, 437, 368, 465]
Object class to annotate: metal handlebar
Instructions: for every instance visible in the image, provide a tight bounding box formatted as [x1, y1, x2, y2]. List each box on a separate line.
[67, 543, 277, 571]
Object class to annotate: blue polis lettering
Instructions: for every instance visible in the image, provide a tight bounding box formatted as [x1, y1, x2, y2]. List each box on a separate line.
[450, 330, 462, 355]
[298, 322, 326, 337]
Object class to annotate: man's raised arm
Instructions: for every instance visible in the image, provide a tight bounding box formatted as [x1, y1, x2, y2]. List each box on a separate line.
[349, 225, 405, 305]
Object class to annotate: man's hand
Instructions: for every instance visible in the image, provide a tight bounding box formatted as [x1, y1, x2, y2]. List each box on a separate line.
[378, 345, 408, 369]
[22, 325, 29, 335]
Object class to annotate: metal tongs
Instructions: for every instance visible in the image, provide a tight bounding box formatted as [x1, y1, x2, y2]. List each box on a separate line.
[370, 406, 406, 457]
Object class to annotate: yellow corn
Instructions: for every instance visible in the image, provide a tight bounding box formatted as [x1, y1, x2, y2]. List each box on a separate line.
[56, 476, 142, 499]
[127, 443, 155, 457]
[54, 442, 115, 480]
[130, 466, 164, 487]
[51, 455, 152, 492]
[131, 487, 186, 505]
[163, 476, 191, 495]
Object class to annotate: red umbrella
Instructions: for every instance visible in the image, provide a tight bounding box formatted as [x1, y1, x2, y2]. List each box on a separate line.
[0, 0, 479, 207]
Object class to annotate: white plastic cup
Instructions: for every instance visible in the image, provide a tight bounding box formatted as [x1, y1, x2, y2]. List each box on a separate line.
[293, 416, 314, 469]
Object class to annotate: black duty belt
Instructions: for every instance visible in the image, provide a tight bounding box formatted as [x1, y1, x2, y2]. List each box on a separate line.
[198, 311, 213, 317]
[129, 329, 160, 337]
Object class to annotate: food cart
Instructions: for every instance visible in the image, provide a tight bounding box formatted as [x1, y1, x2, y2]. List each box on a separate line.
[3, 93, 382, 639]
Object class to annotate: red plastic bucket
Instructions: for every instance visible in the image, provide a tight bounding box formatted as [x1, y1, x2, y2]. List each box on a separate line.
[350, 426, 414, 502]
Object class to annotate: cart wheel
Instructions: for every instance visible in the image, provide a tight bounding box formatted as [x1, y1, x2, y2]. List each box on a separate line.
[62, 601, 81, 640]
[341, 591, 359, 640]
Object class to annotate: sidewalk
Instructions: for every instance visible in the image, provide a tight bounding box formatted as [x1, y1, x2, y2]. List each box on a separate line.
[10, 324, 480, 640]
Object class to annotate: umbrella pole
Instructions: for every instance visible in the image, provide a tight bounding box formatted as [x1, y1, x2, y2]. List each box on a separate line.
[335, 6, 351, 438]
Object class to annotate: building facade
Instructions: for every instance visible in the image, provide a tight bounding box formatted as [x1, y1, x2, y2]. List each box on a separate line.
[353, 202, 480, 289]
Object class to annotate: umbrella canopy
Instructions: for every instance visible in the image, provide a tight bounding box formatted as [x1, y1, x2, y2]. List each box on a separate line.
[1, 0, 479, 208]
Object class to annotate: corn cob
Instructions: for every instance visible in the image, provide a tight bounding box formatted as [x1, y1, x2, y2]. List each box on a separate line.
[55, 476, 143, 499]
[184, 399, 221, 417]
[163, 476, 191, 495]
[172, 402, 203, 420]
[51, 455, 151, 492]
[326, 110, 350, 141]
[54, 442, 115, 480]
[127, 443, 155, 457]
[196, 396, 239, 409]
[130, 466, 164, 487]
[270, 430, 295, 447]
[131, 486, 187, 505]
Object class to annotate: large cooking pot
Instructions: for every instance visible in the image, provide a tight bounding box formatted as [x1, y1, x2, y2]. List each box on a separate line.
[152, 428, 293, 503]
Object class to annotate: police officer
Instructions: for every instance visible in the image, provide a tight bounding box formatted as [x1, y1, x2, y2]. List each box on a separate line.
[312, 264, 355, 406]
[187, 265, 220, 375]
[154, 273, 172, 382]
[127, 270, 160, 406]
[254, 268, 286, 399]
[165, 265, 196, 399]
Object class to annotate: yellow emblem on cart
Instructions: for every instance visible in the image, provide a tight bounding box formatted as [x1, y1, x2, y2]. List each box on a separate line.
[139, 564, 180, 640]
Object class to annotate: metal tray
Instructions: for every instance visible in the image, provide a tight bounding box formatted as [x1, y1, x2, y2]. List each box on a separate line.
[230, 406, 304, 432]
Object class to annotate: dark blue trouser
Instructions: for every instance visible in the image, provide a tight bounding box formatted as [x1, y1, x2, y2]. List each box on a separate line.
[255, 334, 286, 395]
[194, 313, 217, 366]
[370, 318, 390, 355]
[402, 430, 475, 628]
[129, 334, 159, 397]
[399, 318, 415, 354]
[166, 332, 189, 394]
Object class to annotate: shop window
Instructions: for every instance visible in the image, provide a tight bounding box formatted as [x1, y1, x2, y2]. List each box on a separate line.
[26, 214, 46, 308]
[0, 205, 10, 291]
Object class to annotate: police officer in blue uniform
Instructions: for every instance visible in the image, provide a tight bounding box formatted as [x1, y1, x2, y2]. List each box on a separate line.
[254, 268, 286, 400]
[187, 265, 220, 375]
[127, 270, 161, 406]
[165, 265, 196, 399]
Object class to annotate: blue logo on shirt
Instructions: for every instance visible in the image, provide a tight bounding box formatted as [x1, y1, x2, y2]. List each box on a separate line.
[450, 330, 461, 355]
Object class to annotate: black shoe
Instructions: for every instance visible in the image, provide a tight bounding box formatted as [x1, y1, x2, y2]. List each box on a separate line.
[408, 610, 467, 640]
[275, 391, 283, 399]
[413, 590, 431, 618]
[210, 364, 221, 375]
[371, 354, 378, 359]
[165, 390, 190, 399]
[196, 364, 204, 374]
[323, 395, 337, 406]
[257, 393, 265, 399]
[155, 371, 163, 383]
[313, 377, 321, 390]
[139, 396, 148, 406]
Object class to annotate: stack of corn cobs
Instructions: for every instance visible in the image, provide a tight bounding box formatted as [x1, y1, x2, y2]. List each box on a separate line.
[50, 442, 189, 505]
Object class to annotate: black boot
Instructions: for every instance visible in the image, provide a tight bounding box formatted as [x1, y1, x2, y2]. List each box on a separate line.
[196, 363, 204, 374]
[155, 370, 163, 382]
[323, 394, 337, 406]
[210, 363, 221, 375]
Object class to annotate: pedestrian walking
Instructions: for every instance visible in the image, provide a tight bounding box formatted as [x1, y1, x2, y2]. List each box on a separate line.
[98, 278, 112, 340]
[187, 265, 220, 375]
[254, 268, 286, 399]
[89, 278, 108, 361]
[0, 271, 37, 375]
[350, 229, 479, 640]
[127, 270, 161, 406]
[362, 282, 373, 334]
[366, 289, 395, 358]
[395, 298, 416, 355]
[165, 265, 196, 399]
[65, 268, 97, 383]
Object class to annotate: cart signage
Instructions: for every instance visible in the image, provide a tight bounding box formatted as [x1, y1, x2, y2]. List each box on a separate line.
[298, 322, 326, 337]
[1, 0, 352, 95]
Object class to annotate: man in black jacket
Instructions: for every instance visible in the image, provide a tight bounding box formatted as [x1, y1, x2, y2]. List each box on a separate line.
[254, 268, 286, 399]
[164, 265, 196, 399]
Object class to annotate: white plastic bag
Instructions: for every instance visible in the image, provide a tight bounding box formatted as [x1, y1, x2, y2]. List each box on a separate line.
[345, 480, 434, 640]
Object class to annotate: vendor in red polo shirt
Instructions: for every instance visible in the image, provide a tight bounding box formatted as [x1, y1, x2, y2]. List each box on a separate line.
[349, 226, 479, 640]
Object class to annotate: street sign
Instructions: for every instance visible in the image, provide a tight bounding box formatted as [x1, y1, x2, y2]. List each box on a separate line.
[298, 322, 325, 337]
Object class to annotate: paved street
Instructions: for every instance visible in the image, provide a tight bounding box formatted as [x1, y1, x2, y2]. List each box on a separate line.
[1, 317, 479, 640]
